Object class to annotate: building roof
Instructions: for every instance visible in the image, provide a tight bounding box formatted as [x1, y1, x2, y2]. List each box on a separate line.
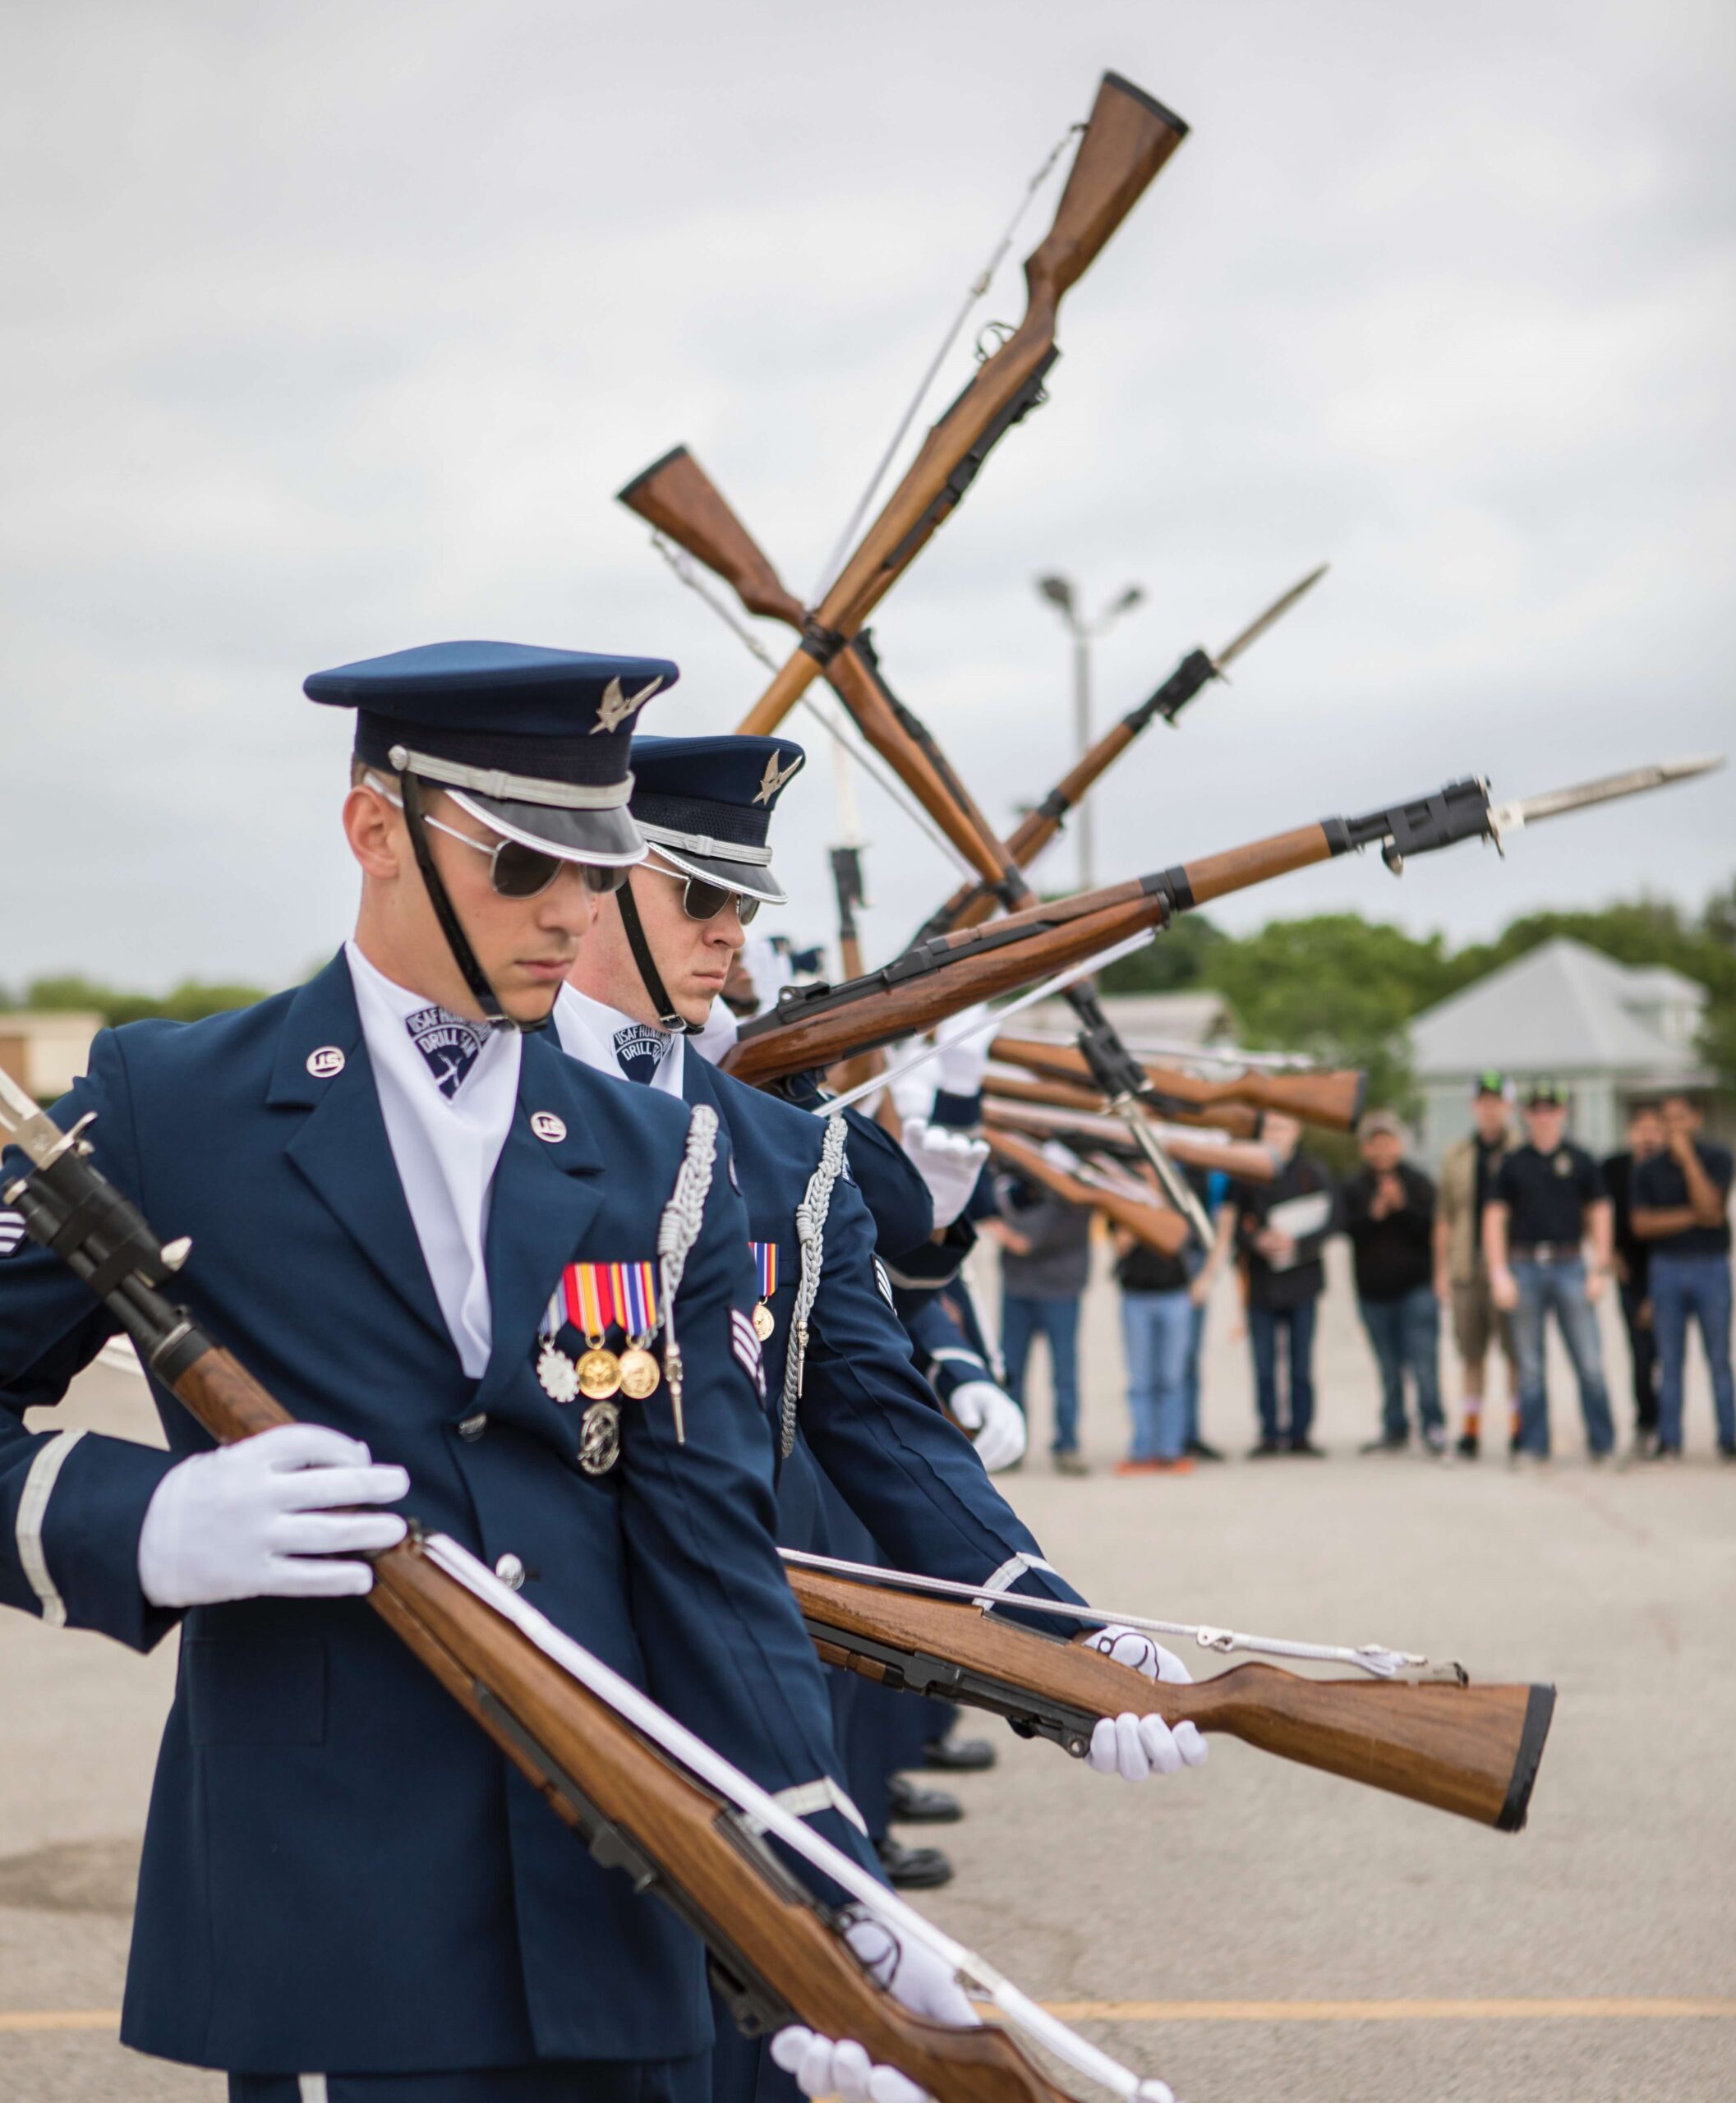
[1408, 937, 1708, 1081]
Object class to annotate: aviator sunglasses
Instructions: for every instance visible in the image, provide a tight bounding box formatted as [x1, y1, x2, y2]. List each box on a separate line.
[365, 775, 629, 900]
[642, 860, 762, 925]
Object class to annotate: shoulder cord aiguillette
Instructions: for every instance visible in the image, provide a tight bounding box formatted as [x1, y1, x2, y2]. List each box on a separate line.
[781, 1115, 849, 1459]
[656, 1103, 718, 1446]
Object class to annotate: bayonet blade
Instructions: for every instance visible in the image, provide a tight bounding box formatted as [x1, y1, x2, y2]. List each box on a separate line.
[1213, 561, 1329, 672]
[1489, 754, 1724, 840]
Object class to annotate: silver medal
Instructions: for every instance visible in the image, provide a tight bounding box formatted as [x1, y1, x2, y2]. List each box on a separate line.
[537, 1339, 581, 1405]
[578, 1398, 622, 1476]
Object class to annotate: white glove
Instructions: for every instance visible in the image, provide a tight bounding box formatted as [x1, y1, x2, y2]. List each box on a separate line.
[771, 1908, 979, 2103]
[1080, 1624, 1210, 1782]
[900, 1118, 988, 1231]
[933, 1004, 992, 1101]
[137, 1424, 410, 1609]
[946, 1380, 1027, 1472]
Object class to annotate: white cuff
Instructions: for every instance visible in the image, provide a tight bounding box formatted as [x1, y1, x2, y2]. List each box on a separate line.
[16, 1429, 88, 1628]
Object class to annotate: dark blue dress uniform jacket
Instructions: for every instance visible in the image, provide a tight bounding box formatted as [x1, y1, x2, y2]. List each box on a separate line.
[681, 1057, 1080, 1613]
[0, 957, 877, 2077]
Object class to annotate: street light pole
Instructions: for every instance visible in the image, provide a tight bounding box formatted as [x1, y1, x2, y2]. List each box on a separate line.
[1036, 573, 1145, 891]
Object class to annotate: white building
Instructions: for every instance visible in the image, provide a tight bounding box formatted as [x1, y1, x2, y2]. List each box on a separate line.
[1407, 937, 1713, 1161]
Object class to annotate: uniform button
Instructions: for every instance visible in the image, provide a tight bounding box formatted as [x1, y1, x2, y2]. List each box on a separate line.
[457, 1413, 487, 1442]
[494, 1553, 526, 1590]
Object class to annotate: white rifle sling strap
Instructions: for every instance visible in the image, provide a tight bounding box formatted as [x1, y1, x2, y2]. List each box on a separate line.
[16, 1428, 88, 1628]
[657, 1104, 719, 1447]
[743, 1775, 869, 1838]
[781, 1115, 848, 1459]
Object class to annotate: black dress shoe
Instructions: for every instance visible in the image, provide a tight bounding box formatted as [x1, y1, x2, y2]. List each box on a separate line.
[886, 1775, 963, 1824]
[1287, 1438, 1327, 1457]
[1248, 1438, 1285, 1458]
[1186, 1438, 1225, 1462]
[1455, 1433, 1480, 1460]
[876, 1837, 954, 1889]
[919, 1735, 996, 1773]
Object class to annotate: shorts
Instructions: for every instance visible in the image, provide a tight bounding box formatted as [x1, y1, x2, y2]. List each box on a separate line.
[1451, 1274, 1516, 1366]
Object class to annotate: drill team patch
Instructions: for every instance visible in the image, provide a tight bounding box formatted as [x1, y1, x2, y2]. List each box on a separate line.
[407, 1005, 490, 1099]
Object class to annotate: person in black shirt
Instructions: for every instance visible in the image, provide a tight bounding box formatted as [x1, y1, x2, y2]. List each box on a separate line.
[1110, 1166, 1197, 1476]
[1337, 1111, 1445, 1454]
[1220, 1113, 1333, 1456]
[1603, 1102, 1665, 1456]
[1632, 1094, 1735, 1457]
[1485, 1082, 1615, 1461]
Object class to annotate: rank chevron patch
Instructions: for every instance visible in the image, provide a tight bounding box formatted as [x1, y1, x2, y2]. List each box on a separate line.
[0, 1209, 25, 1259]
[730, 1307, 766, 1397]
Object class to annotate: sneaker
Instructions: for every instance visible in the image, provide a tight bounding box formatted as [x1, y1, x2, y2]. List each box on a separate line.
[1358, 1434, 1408, 1456]
[1423, 1427, 1448, 1457]
[1248, 1438, 1285, 1458]
[1186, 1438, 1226, 1462]
[1587, 1447, 1612, 1466]
[1052, 1449, 1089, 1477]
[1114, 1457, 1163, 1476]
[1510, 1449, 1549, 1470]
[1648, 1443, 1683, 1463]
[1287, 1438, 1327, 1458]
[1455, 1433, 1480, 1461]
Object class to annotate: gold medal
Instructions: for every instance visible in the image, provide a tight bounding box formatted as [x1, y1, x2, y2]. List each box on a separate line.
[578, 1398, 622, 1475]
[618, 1345, 661, 1401]
[753, 1300, 776, 1341]
[536, 1340, 580, 1405]
[577, 1346, 622, 1400]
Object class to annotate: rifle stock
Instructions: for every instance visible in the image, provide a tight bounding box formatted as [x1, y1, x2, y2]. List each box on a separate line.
[740, 74, 1186, 736]
[790, 1570, 1554, 1833]
[981, 1123, 1189, 1256]
[993, 1035, 1367, 1132]
[983, 1093, 1278, 1183]
[984, 1068, 1264, 1141]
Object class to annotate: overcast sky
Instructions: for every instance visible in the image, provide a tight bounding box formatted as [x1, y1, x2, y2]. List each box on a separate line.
[2, 0, 1732, 992]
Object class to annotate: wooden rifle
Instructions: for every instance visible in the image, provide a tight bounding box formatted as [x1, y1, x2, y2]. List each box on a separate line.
[980, 1090, 1279, 1184]
[983, 1067, 1264, 1141]
[736, 72, 1188, 738]
[993, 1035, 1367, 1131]
[786, 1562, 1554, 1834]
[0, 1070, 1174, 2103]
[979, 1122, 1189, 1256]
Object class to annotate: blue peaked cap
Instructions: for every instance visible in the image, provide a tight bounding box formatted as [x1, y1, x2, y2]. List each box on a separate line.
[629, 734, 807, 905]
[305, 639, 679, 865]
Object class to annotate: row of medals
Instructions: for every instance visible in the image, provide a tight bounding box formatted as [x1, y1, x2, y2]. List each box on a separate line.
[537, 1298, 776, 1409]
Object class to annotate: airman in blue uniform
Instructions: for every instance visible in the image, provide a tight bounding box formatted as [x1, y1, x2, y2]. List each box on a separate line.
[550, 734, 1212, 2103]
[0, 648, 886, 2103]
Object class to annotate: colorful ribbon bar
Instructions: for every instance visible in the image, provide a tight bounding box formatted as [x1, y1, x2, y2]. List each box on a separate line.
[541, 1261, 661, 1341]
[751, 1242, 778, 1301]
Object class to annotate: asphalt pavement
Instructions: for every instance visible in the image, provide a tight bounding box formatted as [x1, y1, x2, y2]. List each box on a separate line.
[2, 1244, 1732, 2101]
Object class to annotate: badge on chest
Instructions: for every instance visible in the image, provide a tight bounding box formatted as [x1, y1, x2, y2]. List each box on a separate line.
[536, 1259, 664, 1475]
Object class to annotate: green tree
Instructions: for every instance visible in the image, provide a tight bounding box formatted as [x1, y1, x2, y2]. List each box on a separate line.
[21, 976, 266, 1027]
[1097, 913, 1228, 995]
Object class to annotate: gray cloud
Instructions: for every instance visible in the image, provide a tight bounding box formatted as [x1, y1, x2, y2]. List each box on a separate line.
[2, 0, 1731, 988]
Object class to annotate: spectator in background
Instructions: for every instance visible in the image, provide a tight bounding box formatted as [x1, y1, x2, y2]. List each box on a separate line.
[1632, 1093, 1735, 1460]
[1338, 1111, 1446, 1456]
[1485, 1082, 1616, 1463]
[1182, 1165, 1231, 1461]
[1434, 1073, 1519, 1460]
[1109, 1162, 1196, 1477]
[1221, 1111, 1333, 1456]
[981, 1175, 1094, 1476]
[1603, 1101, 1665, 1460]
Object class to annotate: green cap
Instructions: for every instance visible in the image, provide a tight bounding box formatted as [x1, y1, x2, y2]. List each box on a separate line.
[1471, 1070, 1511, 1102]
[1525, 1079, 1567, 1108]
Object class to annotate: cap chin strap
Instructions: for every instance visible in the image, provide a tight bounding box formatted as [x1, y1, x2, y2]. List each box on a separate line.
[400, 771, 548, 1036]
[616, 876, 696, 1035]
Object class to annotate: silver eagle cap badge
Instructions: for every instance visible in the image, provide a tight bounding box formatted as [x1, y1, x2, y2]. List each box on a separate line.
[591, 675, 664, 735]
[753, 749, 803, 805]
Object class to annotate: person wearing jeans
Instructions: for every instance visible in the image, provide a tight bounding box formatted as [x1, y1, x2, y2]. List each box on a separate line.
[1228, 1114, 1333, 1456]
[1338, 1111, 1445, 1453]
[983, 1176, 1094, 1475]
[1486, 1082, 1616, 1461]
[1604, 1102, 1665, 1457]
[1632, 1094, 1735, 1457]
[1111, 1195, 1196, 1476]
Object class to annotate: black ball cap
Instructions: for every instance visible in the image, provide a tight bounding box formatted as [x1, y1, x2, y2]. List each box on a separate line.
[306, 640, 679, 866]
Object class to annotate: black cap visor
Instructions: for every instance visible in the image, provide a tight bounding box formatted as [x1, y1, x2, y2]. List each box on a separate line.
[647, 838, 786, 907]
[448, 787, 647, 868]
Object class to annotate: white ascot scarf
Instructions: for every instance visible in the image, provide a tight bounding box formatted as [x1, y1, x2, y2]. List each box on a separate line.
[553, 984, 686, 1099]
[346, 941, 523, 1377]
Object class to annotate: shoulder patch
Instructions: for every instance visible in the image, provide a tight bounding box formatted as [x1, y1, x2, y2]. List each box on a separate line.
[0, 1209, 25, 1259]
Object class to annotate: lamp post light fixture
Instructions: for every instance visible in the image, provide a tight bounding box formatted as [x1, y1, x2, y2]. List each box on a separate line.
[1034, 573, 1147, 890]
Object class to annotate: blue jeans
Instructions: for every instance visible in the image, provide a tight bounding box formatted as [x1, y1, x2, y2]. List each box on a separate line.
[1248, 1300, 1317, 1443]
[1651, 1253, 1736, 1450]
[1511, 1256, 1614, 1456]
[1119, 1290, 1194, 1460]
[1002, 1293, 1083, 1452]
[1358, 1286, 1444, 1440]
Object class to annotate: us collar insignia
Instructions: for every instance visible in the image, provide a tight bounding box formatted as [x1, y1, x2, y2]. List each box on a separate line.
[406, 1004, 491, 1099]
